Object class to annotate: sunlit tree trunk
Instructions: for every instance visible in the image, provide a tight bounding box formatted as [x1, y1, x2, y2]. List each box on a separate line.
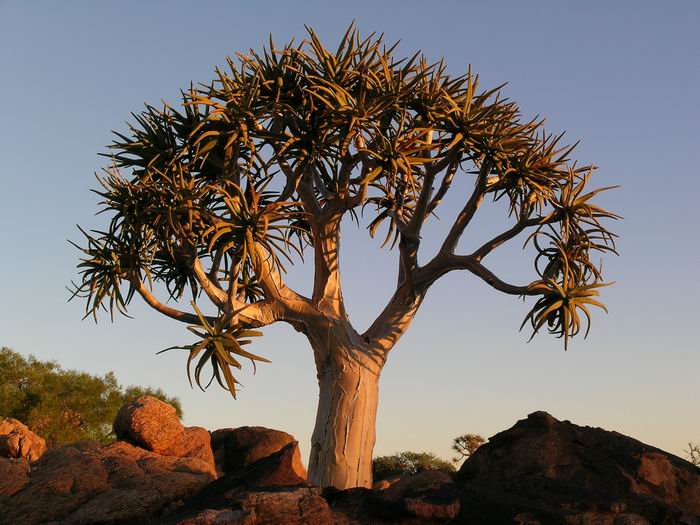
[306, 321, 385, 489]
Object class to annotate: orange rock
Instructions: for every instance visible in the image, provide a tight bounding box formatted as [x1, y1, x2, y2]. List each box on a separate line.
[0, 417, 46, 462]
[113, 396, 216, 475]
[113, 396, 185, 454]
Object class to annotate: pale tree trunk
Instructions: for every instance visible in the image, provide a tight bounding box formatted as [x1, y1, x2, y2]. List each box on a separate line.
[306, 321, 385, 489]
[301, 204, 426, 489]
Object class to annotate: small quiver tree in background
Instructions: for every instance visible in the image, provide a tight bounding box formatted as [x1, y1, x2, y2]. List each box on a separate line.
[687, 443, 700, 467]
[451, 433, 486, 465]
[71, 26, 619, 489]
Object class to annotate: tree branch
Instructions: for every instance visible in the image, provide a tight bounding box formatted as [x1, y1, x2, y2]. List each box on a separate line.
[191, 257, 228, 306]
[363, 281, 426, 356]
[129, 277, 210, 324]
[470, 211, 561, 262]
[416, 255, 537, 296]
[251, 244, 318, 325]
[308, 211, 346, 319]
[427, 161, 459, 215]
[438, 160, 491, 255]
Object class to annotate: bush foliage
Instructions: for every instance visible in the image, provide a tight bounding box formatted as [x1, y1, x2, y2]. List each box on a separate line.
[0, 347, 181, 446]
[372, 451, 455, 480]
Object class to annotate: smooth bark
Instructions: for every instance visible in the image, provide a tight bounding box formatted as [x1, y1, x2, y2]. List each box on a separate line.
[306, 321, 384, 489]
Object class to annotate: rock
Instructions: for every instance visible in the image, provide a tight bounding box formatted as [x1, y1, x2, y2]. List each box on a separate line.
[211, 428, 232, 477]
[381, 470, 459, 521]
[166, 426, 216, 472]
[113, 395, 186, 454]
[456, 411, 700, 524]
[0, 445, 110, 525]
[170, 488, 331, 525]
[372, 474, 403, 491]
[160, 443, 312, 524]
[113, 396, 216, 474]
[0, 418, 46, 462]
[176, 508, 253, 525]
[0, 457, 29, 496]
[404, 491, 460, 521]
[0, 440, 215, 525]
[382, 470, 454, 501]
[324, 484, 460, 524]
[214, 426, 305, 477]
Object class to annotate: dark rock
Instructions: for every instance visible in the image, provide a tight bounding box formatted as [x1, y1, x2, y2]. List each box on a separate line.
[161, 442, 310, 524]
[324, 484, 459, 524]
[174, 487, 332, 525]
[455, 411, 700, 524]
[382, 470, 453, 501]
[212, 426, 306, 478]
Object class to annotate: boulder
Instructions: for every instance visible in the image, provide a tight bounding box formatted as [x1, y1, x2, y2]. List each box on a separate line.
[213, 426, 306, 477]
[0, 440, 215, 525]
[160, 443, 312, 524]
[113, 396, 215, 474]
[0, 417, 46, 462]
[113, 395, 186, 453]
[456, 411, 700, 524]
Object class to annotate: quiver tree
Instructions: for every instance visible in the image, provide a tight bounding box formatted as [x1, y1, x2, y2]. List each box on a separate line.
[71, 26, 619, 489]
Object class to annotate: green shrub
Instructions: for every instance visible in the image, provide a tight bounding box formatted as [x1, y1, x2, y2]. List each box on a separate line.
[372, 451, 455, 480]
[0, 347, 181, 446]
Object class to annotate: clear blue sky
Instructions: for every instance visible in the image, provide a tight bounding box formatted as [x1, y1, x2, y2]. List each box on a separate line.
[1, 1, 698, 464]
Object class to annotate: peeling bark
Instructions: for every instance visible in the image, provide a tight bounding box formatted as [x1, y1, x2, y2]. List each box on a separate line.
[306, 322, 384, 489]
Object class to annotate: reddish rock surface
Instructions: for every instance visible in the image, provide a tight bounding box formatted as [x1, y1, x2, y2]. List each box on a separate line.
[213, 426, 305, 477]
[0, 417, 46, 462]
[0, 441, 215, 525]
[0, 457, 29, 497]
[167, 426, 216, 472]
[114, 395, 184, 453]
[113, 396, 215, 474]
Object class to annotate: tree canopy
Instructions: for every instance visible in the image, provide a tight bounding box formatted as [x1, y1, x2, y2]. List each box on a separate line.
[0, 347, 181, 446]
[70, 26, 619, 399]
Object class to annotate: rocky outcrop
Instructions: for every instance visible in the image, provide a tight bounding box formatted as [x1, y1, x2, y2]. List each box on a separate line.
[4, 408, 700, 525]
[0, 440, 215, 525]
[456, 411, 700, 524]
[114, 396, 215, 474]
[0, 397, 219, 525]
[0, 418, 46, 462]
[211, 426, 306, 478]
